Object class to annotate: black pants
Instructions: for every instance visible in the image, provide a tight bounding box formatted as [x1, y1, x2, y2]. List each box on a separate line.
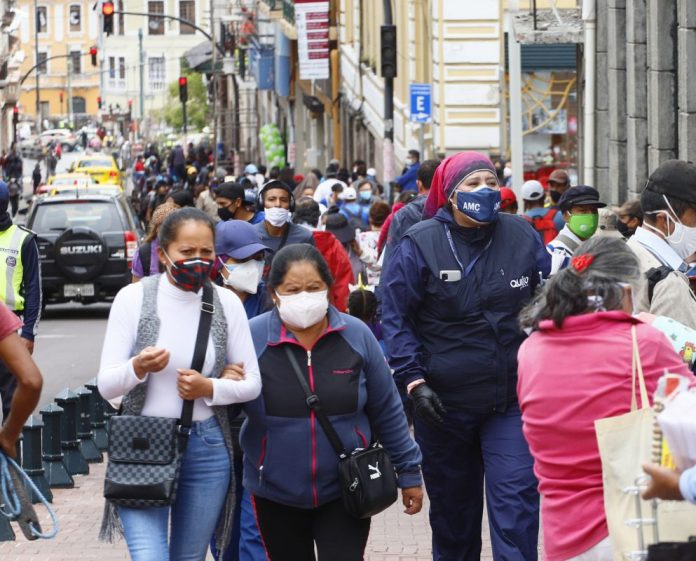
[253, 496, 371, 561]
[0, 359, 16, 420]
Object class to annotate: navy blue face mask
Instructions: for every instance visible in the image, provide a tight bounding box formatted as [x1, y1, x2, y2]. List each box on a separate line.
[454, 188, 501, 224]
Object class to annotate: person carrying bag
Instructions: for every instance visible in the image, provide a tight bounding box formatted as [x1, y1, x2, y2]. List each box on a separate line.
[595, 326, 696, 560]
[97, 208, 262, 561]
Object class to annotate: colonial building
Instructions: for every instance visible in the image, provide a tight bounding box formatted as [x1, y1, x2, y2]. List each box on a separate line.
[0, 0, 21, 150]
[16, 0, 101, 125]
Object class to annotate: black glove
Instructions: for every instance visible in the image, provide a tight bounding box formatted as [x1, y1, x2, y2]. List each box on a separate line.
[409, 383, 447, 427]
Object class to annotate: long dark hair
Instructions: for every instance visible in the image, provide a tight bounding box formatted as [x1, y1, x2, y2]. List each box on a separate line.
[267, 244, 334, 292]
[519, 237, 641, 330]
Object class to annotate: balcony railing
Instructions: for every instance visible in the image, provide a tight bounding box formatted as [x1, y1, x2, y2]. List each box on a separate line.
[282, 0, 294, 25]
[107, 78, 126, 91]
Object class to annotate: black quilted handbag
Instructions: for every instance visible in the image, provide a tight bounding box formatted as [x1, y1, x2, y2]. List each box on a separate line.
[284, 347, 398, 519]
[103, 283, 214, 508]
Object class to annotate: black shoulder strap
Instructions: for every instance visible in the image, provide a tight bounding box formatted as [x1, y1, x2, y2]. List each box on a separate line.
[284, 346, 347, 457]
[646, 265, 673, 303]
[139, 242, 151, 277]
[179, 282, 214, 430]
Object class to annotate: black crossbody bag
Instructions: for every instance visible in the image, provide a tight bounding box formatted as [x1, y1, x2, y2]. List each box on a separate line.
[284, 347, 397, 519]
[103, 282, 214, 508]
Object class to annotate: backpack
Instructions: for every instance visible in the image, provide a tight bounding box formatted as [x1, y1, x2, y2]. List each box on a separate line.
[525, 209, 559, 245]
[341, 205, 370, 232]
[646, 265, 672, 303]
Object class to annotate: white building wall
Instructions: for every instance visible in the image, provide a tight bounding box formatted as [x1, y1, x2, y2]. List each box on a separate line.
[339, 0, 505, 175]
[102, 0, 210, 120]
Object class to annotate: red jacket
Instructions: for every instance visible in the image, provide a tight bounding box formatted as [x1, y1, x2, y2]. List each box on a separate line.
[378, 202, 406, 254]
[312, 230, 353, 312]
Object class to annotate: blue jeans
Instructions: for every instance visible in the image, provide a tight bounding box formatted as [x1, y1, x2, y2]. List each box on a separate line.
[414, 404, 539, 561]
[118, 416, 231, 561]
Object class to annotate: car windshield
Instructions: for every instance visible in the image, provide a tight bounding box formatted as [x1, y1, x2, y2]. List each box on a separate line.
[77, 160, 113, 169]
[34, 202, 121, 233]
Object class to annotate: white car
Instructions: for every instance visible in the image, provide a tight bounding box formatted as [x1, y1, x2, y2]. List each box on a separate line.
[39, 129, 78, 151]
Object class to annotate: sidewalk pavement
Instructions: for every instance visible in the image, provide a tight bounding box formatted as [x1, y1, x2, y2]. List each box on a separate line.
[0, 460, 497, 561]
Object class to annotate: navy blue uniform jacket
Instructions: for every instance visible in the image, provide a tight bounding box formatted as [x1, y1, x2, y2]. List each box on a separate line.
[381, 208, 551, 413]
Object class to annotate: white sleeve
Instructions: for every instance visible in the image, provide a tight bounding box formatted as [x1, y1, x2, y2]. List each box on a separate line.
[97, 284, 146, 400]
[204, 290, 262, 406]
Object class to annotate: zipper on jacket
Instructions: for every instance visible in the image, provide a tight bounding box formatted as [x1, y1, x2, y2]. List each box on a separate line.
[258, 435, 267, 485]
[307, 349, 319, 507]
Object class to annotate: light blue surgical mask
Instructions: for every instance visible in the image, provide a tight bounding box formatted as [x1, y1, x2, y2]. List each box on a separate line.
[359, 191, 372, 202]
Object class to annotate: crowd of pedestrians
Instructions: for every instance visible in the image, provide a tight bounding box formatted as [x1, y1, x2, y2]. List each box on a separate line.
[81, 147, 696, 560]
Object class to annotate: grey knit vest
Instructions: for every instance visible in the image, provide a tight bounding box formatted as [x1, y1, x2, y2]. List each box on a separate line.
[101, 276, 237, 553]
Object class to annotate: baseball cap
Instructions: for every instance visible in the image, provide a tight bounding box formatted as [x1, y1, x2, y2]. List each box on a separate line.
[645, 159, 696, 205]
[521, 180, 545, 201]
[595, 208, 623, 239]
[548, 169, 570, 185]
[339, 186, 357, 201]
[612, 199, 643, 219]
[0, 181, 8, 204]
[215, 220, 269, 260]
[325, 211, 355, 243]
[214, 182, 245, 202]
[558, 185, 607, 212]
[499, 188, 517, 210]
[244, 164, 259, 175]
[366, 167, 377, 177]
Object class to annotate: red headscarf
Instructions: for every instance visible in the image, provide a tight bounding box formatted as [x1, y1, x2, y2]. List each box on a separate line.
[422, 151, 497, 219]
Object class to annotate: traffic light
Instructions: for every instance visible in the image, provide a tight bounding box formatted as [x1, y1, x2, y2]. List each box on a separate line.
[90, 46, 98, 67]
[128, 99, 133, 114]
[97, 96, 103, 109]
[12, 106, 18, 125]
[60, 92, 64, 103]
[178, 76, 188, 103]
[380, 25, 397, 79]
[102, 1, 114, 35]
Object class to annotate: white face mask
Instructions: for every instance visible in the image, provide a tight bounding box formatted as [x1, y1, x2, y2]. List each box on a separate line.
[265, 207, 290, 228]
[646, 196, 696, 259]
[275, 290, 329, 329]
[220, 258, 264, 294]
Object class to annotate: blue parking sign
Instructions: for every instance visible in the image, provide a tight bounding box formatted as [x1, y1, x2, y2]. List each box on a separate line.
[410, 83, 432, 123]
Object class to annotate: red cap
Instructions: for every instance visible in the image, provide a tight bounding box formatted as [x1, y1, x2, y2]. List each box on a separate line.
[499, 187, 517, 209]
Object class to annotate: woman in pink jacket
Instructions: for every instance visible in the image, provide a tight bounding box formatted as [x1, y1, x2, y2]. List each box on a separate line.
[517, 236, 692, 561]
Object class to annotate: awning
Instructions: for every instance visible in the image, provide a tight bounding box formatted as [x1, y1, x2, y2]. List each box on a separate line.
[184, 41, 219, 73]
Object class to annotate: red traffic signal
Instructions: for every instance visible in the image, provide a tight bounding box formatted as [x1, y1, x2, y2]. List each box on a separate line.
[90, 46, 98, 67]
[178, 76, 188, 103]
[60, 92, 64, 103]
[102, 1, 114, 35]
[97, 96, 103, 109]
[12, 106, 18, 124]
[128, 99, 133, 109]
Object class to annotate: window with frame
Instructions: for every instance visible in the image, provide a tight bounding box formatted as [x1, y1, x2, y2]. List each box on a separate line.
[119, 57, 126, 80]
[148, 56, 165, 90]
[108, 56, 115, 79]
[148, 1, 164, 35]
[37, 52, 48, 74]
[70, 50, 82, 74]
[36, 6, 47, 34]
[179, 1, 195, 34]
[69, 5, 82, 32]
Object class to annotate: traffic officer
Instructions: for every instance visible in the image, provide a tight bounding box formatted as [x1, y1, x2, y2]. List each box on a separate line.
[0, 181, 41, 419]
[381, 151, 550, 561]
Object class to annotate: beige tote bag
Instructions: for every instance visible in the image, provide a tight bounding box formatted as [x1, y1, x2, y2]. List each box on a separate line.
[595, 326, 696, 561]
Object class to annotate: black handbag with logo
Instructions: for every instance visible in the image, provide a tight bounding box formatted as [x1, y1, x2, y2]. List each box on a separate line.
[103, 283, 214, 508]
[284, 347, 398, 519]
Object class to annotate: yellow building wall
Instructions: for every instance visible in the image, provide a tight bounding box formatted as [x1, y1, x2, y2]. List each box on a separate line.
[16, 0, 100, 121]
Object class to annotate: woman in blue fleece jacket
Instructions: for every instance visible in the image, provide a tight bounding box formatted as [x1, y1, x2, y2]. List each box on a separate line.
[241, 243, 423, 561]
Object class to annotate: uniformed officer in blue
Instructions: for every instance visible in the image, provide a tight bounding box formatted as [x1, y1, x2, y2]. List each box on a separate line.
[0, 181, 41, 419]
[381, 151, 551, 561]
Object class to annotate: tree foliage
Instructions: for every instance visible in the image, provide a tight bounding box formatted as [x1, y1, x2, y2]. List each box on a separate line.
[162, 67, 208, 131]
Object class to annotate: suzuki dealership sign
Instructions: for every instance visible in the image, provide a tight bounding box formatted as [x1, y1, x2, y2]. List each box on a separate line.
[296, 0, 330, 81]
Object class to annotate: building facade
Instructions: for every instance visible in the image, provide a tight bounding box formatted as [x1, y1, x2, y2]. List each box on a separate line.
[0, 0, 22, 150]
[101, 0, 211, 129]
[16, 0, 101, 126]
